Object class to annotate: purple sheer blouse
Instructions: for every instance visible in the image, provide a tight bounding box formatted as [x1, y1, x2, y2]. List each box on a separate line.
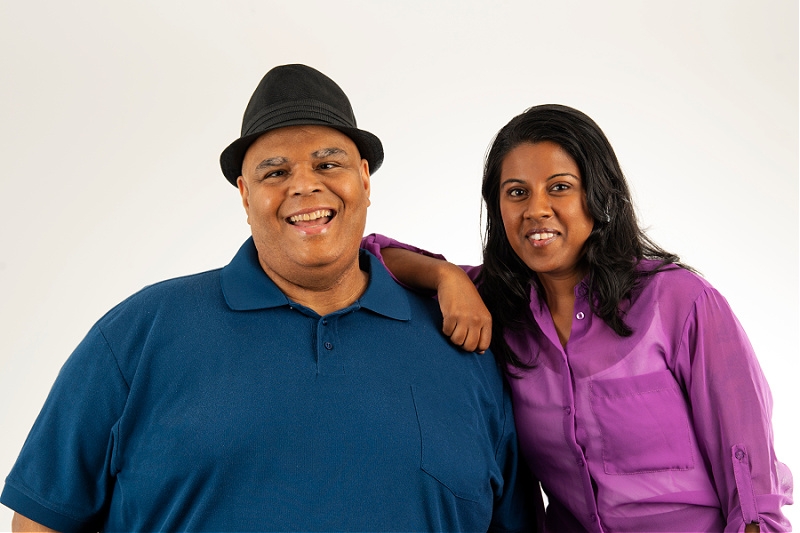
[363, 234, 792, 532]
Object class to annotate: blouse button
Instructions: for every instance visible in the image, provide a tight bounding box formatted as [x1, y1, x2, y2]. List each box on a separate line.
[564, 407, 572, 415]
[577, 459, 585, 467]
[576, 312, 585, 320]
[735, 450, 745, 460]
[590, 514, 597, 522]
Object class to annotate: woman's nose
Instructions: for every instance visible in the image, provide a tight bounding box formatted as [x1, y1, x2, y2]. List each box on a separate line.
[524, 191, 552, 219]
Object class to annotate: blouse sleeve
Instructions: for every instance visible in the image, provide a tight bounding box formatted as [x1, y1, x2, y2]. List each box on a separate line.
[671, 287, 793, 532]
[360, 233, 482, 283]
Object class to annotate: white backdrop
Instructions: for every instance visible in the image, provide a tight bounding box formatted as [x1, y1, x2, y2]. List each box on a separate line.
[0, 0, 796, 528]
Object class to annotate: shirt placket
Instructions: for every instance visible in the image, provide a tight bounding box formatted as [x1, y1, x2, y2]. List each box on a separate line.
[316, 315, 344, 376]
[561, 289, 604, 532]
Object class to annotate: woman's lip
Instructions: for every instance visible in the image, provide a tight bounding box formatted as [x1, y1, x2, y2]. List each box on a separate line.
[526, 230, 559, 247]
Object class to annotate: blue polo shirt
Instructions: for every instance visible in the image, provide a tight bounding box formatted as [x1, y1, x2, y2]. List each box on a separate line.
[1, 238, 535, 532]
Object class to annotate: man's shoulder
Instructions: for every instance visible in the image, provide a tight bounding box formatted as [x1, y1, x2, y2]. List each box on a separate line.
[377, 277, 503, 376]
[127, 267, 222, 302]
[98, 268, 224, 325]
[150, 267, 223, 292]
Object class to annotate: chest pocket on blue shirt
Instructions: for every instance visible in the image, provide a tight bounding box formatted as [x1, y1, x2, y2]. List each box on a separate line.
[590, 370, 695, 474]
[410, 384, 493, 502]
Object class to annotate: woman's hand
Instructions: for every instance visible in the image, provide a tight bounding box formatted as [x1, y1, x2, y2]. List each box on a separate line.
[436, 263, 492, 353]
[380, 247, 492, 352]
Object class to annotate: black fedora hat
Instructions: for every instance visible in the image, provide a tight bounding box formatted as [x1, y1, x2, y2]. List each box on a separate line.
[220, 64, 384, 186]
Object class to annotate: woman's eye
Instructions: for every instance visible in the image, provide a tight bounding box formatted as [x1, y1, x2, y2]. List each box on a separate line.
[551, 183, 570, 192]
[508, 188, 526, 197]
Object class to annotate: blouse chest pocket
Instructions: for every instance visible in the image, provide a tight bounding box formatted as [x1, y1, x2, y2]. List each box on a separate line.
[590, 370, 695, 475]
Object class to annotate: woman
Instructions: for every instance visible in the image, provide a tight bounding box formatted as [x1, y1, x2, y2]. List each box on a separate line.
[363, 105, 792, 532]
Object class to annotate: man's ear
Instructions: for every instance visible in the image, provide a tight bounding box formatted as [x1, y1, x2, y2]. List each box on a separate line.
[237, 176, 251, 224]
[360, 159, 371, 205]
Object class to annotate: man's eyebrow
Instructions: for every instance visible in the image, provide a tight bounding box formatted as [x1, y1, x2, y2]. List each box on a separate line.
[311, 147, 347, 158]
[254, 157, 288, 170]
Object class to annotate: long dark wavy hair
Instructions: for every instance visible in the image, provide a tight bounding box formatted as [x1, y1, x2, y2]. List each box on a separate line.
[477, 104, 689, 369]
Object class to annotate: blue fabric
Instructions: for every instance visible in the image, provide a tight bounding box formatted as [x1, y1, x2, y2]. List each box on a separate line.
[2, 238, 535, 532]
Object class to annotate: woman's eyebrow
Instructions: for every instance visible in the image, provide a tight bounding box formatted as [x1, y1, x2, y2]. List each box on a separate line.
[547, 172, 579, 181]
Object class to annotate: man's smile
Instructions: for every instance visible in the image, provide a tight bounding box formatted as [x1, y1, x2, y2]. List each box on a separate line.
[287, 208, 335, 227]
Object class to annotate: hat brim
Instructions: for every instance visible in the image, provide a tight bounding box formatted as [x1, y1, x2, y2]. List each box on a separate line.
[220, 121, 384, 186]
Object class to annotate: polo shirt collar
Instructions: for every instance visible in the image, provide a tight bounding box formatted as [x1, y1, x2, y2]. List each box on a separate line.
[221, 237, 410, 321]
[357, 250, 411, 321]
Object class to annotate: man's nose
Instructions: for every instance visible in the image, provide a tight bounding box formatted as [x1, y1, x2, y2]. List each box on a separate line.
[288, 165, 323, 195]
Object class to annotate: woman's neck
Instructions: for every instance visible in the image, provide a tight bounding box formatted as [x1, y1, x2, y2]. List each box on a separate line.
[538, 269, 586, 348]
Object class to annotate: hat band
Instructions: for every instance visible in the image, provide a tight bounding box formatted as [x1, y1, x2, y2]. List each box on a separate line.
[242, 99, 357, 137]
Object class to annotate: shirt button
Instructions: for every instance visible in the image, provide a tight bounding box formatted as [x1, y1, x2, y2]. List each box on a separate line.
[324, 342, 333, 350]
[735, 450, 745, 460]
[576, 312, 585, 320]
[322, 319, 328, 325]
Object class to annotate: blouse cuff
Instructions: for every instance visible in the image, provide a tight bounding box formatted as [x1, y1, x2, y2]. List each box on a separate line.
[731, 444, 758, 524]
[727, 444, 793, 532]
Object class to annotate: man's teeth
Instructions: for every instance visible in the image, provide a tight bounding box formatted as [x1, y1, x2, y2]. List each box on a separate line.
[531, 232, 556, 241]
[290, 209, 332, 223]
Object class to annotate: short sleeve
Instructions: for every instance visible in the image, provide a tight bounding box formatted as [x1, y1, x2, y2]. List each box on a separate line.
[1, 323, 129, 532]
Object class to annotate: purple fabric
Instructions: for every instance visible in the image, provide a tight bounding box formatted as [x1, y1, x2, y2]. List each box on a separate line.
[363, 234, 793, 532]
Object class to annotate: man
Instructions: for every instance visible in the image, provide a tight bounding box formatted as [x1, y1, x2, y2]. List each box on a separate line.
[2, 64, 537, 532]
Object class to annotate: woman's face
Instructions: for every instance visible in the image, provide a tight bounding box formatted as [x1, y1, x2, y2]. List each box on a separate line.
[499, 141, 594, 284]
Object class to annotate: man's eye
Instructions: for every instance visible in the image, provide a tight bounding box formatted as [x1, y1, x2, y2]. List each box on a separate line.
[318, 162, 337, 170]
[265, 170, 286, 178]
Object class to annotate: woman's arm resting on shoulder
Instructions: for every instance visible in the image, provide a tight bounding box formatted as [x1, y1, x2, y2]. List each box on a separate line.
[381, 247, 492, 353]
[12, 513, 59, 533]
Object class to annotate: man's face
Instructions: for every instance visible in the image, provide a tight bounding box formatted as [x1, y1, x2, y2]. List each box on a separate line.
[237, 125, 371, 289]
